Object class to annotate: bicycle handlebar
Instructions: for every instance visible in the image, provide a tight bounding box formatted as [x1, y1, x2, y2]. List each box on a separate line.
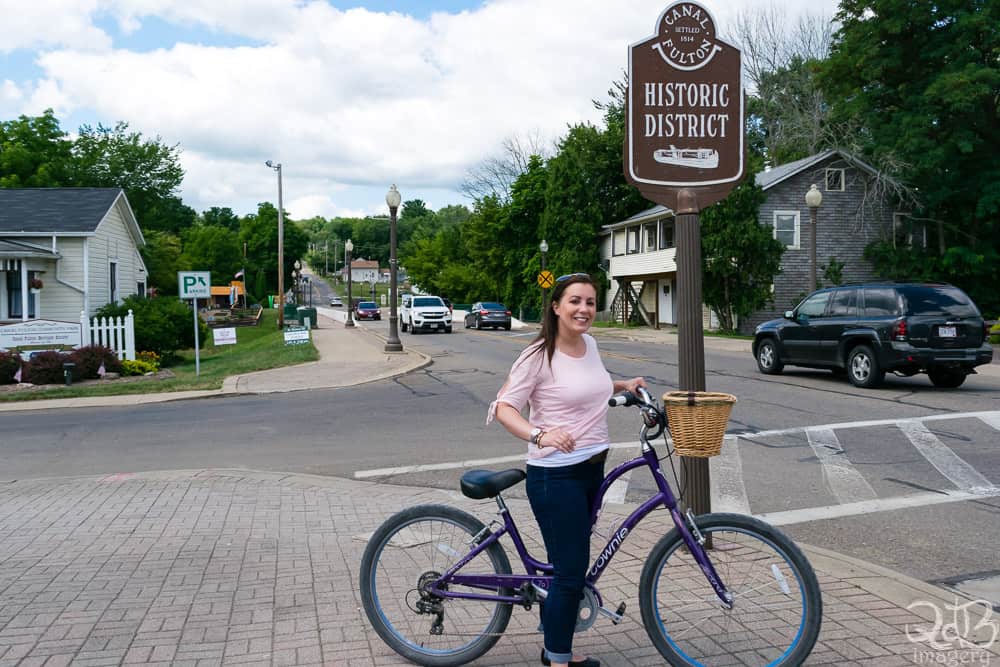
[610, 387, 667, 443]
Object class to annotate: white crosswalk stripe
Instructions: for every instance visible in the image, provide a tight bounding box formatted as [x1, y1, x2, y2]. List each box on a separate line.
[896, 419, 995, 493]
[710, 435, 751, 514]
[804, 427, 878, 504]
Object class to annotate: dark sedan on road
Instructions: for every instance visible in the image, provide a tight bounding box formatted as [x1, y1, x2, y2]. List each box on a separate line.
[464, 302, 512, 330]
[354, 301, 381, 320]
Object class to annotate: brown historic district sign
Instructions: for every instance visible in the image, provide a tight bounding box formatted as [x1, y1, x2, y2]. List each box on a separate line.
[625, 1, 744, 210]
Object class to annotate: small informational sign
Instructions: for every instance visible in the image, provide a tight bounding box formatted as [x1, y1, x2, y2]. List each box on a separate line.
[0, 319, 82, 350]
[212, 327, 237, 346]
[537, 270, 555, 288]
[283, 325, 310, 345]
[178, 271, 212, 299]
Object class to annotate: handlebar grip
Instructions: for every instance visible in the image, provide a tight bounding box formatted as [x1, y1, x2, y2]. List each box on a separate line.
[636, 386, 654, 405]
[609, 391, 637, 407]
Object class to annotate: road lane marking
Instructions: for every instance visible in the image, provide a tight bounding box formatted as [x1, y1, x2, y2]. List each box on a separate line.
[978, 413, 1000, 431]
[757, 488, 1000, 526]
[897, 420, 994, 493]
[710, 435, 751, 514]
[804, 427, 877, 504]
[354, 441, 642, 479]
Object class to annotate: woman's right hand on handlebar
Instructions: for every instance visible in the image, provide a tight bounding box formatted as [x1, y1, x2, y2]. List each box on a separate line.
[539, 427, 576, 453]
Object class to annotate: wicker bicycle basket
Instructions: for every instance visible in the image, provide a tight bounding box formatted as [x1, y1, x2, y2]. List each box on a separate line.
[662, 391, 737, 458]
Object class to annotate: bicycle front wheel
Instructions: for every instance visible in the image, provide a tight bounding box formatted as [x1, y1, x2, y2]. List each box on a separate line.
[359, 504, 514, 667]
[639, 513, 822, 666]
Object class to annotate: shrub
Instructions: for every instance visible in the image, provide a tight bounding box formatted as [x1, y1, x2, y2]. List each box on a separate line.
[136, 351, 161, 370]
[96, 295, 208, 359]
[25, 350, 68, 385]
[121, 359, 159, 376]
[990, 323, 1000, 345]
[69, 345, 123, 379]
[0, 351, 23, 384]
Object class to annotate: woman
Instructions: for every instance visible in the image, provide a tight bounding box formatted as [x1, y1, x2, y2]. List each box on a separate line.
[488, 273, 645, 667]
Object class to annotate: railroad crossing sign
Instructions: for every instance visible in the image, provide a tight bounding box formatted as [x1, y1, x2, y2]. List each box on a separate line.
[537, 270, 555, 288]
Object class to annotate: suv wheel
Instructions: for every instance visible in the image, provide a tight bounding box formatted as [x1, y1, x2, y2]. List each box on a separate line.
[410, 319, 420, 334]
[755, 339, 784, 374]
[847, 344, 884, 388]
[928, 368, 966, 388]
[401, 320, 408, 332]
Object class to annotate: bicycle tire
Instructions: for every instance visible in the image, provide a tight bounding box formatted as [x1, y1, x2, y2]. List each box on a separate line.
[639, 513, 822, 666]
[359, 504, 514, 666]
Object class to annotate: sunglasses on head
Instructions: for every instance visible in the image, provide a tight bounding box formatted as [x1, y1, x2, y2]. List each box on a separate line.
[556, 272, 590, 283]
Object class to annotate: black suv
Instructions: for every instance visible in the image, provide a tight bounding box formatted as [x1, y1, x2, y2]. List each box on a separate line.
[753, 283, 993, 388]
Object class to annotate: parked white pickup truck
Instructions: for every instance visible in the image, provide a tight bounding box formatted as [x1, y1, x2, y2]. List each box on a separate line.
[400, 294, 453, 334]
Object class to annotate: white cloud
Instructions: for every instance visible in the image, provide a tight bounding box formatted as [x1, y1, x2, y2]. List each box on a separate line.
[9, 0, 838, 217]
[0, 0, 111, 52]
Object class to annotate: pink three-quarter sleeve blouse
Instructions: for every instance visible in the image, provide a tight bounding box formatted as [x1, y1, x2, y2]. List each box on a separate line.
[487, 334, 614, 467]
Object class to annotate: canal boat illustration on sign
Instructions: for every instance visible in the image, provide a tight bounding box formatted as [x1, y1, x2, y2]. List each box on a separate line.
[653, 145, 719, 169]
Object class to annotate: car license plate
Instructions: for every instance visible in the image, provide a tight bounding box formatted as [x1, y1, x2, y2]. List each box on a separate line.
[431, 323, 440, 328]
[938, 326, 957, 338]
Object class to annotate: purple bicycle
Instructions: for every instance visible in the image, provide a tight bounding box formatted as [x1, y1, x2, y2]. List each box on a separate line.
[360, 387, 822, 666]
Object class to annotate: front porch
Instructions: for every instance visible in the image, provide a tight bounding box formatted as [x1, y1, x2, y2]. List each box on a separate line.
[0, 243, 61, 322]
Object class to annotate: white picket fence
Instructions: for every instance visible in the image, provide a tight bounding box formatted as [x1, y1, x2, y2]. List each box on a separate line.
[80, 310, 136, 361]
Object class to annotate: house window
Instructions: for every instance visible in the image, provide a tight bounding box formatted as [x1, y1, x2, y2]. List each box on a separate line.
[627, 226, 640, 254]
[772, 211, 800, 248]
[5, 271, 36, 319]
[893, 212, 926, 249]
[137, 282, 146, 298]
[109, 261, 119, 304]
[644, 222, 657, 251]
[659, 220, 675, 249]
[825, 168, 845, 191]
[612, 230, 626, 256]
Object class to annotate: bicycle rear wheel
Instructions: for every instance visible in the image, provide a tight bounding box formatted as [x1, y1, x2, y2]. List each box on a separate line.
[359, 504, 514, 667]
[639, 513, 822, 666]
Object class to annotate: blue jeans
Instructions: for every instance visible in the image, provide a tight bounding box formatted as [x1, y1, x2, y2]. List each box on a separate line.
[526, 456, 605, 664]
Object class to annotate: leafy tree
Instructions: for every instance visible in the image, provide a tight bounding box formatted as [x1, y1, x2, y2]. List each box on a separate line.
[239, 202, 309, 295]
[70, 121, 188, 232]
[701, 171, 785, 333]
[201, 206, 241, 232]
[820, 0, 1000, 260]
[141, 231, 183, 296]
[0, 110, 73, 187]
[179, 224, 242, 280]
[254, 269, 268, 304]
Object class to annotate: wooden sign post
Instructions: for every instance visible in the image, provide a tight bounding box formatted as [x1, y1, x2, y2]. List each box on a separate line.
[624, 1, 744, 517]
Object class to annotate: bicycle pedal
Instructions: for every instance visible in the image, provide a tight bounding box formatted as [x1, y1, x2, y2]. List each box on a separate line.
[613, 602, 626, 624]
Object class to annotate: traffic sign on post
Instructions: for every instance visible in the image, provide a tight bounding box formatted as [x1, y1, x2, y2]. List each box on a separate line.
[537, 270, 555, 288]
[178, 271, 211, 376]
[178, 272, 211, 299]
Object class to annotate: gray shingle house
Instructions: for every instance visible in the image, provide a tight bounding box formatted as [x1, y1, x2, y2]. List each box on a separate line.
[600, 150, 908, 333]
[0, 188, 147, 323]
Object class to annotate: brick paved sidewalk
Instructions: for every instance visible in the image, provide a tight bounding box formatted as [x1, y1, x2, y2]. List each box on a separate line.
[1, 469, 996, 666]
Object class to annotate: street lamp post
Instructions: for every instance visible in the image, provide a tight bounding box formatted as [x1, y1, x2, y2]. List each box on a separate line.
[265, 160, 285, 327]
[345, 239, 355, 328]
[293, 259, 302, 305]
[384, 184, 403, 352]
[539, 239, 549, 315]
[805, 183, 823, 293]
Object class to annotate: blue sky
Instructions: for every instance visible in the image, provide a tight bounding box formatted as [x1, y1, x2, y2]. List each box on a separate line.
[0, 0, 838, 223]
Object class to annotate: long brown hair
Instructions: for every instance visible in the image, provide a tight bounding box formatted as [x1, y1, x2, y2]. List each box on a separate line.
[525, 273, 597, 365]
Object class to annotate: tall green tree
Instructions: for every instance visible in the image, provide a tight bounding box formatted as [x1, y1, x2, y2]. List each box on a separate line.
[820, 0, 1000, 266]
[239, 203, 309, 295]
[140, 231, 183, 296]
[179, 225, 242, 279]
[0, 110, 73, 187]
[201, 206, 241, 232]
[700, 171, 785, 332]
[70, 121, 189, 233]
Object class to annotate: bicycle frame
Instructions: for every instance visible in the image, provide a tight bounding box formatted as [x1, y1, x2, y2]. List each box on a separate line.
[429, 424, 734, 611]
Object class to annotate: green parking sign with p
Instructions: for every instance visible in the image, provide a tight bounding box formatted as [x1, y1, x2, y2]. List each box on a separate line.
[178, 271, 211, 299]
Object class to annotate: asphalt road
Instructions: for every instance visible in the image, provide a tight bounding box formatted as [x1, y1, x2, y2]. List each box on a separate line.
[3, 273, 998, 602]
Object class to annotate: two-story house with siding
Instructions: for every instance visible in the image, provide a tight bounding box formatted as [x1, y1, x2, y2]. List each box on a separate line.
[600, 150, 911, 333]
[0, 188, 147, 323]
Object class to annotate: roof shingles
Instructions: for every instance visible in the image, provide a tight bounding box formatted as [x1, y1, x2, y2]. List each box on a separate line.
[0, 188, 122, 234]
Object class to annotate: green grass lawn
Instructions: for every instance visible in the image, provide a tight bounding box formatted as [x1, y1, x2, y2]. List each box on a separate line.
[0, 309, 318, 402]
